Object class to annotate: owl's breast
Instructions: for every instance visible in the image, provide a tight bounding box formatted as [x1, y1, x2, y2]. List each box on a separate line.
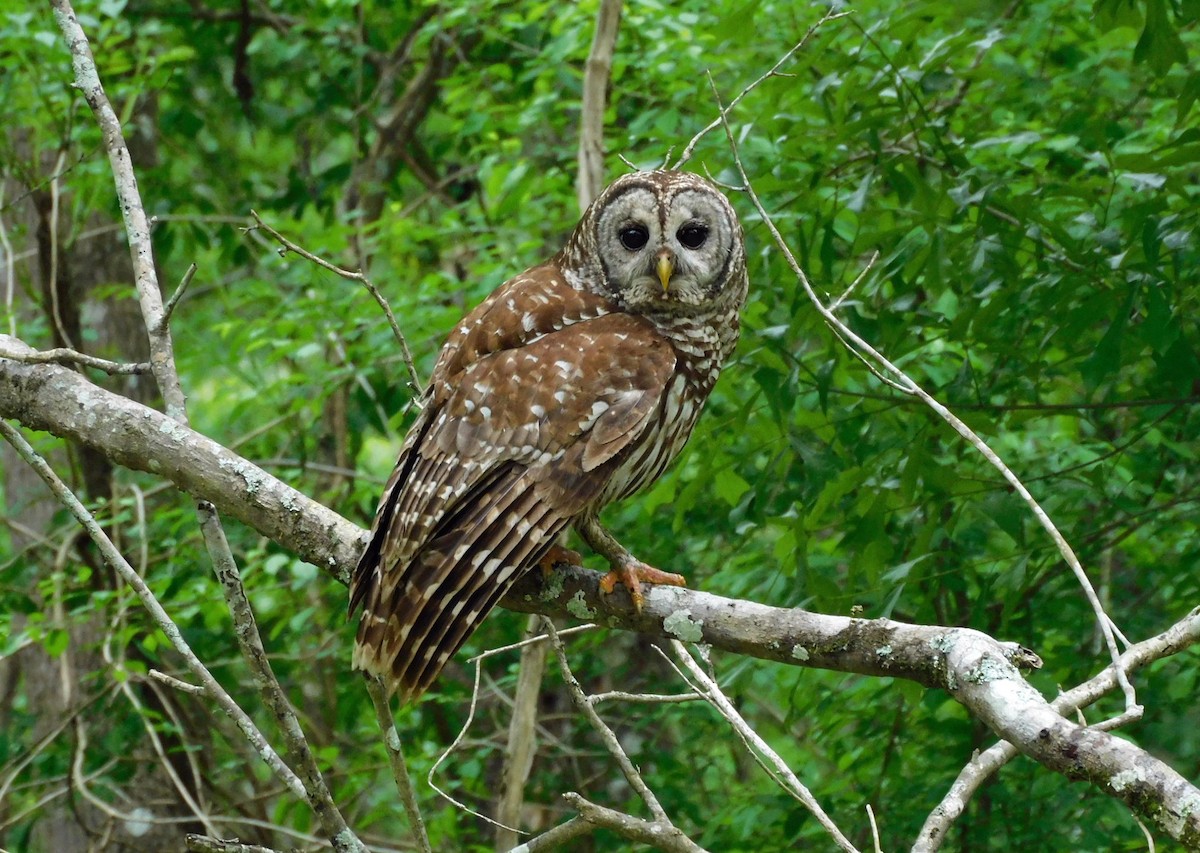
[595, 323, 723, 508]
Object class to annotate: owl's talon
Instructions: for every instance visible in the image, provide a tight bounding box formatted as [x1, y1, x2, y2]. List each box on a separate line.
[538, 544, 582, 578]
[598, 561, 686, 612]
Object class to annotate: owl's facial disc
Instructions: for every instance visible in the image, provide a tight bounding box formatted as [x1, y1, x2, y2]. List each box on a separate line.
[594, 183, 736, 314]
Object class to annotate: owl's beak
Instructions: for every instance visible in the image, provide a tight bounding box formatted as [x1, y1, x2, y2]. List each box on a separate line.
[656, 249, 675, 292]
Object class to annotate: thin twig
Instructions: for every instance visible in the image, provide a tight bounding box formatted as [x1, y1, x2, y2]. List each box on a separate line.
[828, 251, 879, 312]
[428, 657, 524, 834]
[589, 690, 703, 706]
[47, 148, 75, 350]
[706, 73, 1139, 714]
[148, 669, 206, 695]
[0, 345, 150, 374]
[160, 262, 197, 331]
[541, 618, 669, 822]
[197, 502, 367, 852]
[867, 804, 882, 853]
[101, 611, 219, 837]
[365, 676, 432, 853]
[673, 9, 850, 169]
[467, 623, 596, 662]
[668, 641, 860, 853]
[247, 210, 423, 396]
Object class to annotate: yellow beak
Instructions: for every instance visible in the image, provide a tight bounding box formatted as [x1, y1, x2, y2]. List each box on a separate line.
[656, 251, 675, 292]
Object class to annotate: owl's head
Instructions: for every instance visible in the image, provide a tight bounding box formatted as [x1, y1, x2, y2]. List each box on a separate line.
[562, 170, 747, 319]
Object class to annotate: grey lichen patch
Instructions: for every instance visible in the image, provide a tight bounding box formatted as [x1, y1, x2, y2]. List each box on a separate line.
[1110, 766, 1148, 792]
[875, 644, 893, 656]
[930, 632, 956, 654]
[965, 657, 1012, 685]
[384, 727, 401, 752]
[218, 456, 266, 494]
[566, 590, 596, 620]
[156, 418, 189, 441]
[791, 644, 811, 661]
[663, 609, 703, 642]
[538, 568, 566, 602]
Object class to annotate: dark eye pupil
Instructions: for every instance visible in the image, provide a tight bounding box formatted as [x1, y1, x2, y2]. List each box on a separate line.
[678, 223, 708, 249]
[619, 225, 649, 250]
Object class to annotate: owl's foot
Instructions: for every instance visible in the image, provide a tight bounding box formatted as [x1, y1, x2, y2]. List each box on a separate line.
[598, 560, 686, 612]
[537, 544, 582, 578]
[575, 514, 685, 611]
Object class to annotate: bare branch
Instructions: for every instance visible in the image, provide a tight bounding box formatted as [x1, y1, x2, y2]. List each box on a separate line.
[0, 344, 150, 374]
[510, 815, 595, 852]
[186, 836, 283, 853]
[916, 605, 1200, 851]
[197, 502, 366, 852]
[51, 0, 187, 421]
[365, 676, 432, 853]
[673, 10, 850, 169]
[669, 641, 860, 852]
[561, 792, 707, 853]
[543, 618, 670, 822]
[148, 669, 206, 695]
[576, 0, 622, 210]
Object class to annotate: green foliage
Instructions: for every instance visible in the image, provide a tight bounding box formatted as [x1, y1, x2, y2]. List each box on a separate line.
[2, 0, 1198, 850]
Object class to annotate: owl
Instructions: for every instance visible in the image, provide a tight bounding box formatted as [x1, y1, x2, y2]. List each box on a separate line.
[350, 169, 748, 701]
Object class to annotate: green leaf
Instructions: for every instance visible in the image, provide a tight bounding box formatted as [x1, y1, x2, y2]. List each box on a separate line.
[714, 468, 752, 506]
[1133, 0, 1188, 76]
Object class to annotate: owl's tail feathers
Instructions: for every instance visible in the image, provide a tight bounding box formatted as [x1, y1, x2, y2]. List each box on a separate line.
[351, 469, 568, 703]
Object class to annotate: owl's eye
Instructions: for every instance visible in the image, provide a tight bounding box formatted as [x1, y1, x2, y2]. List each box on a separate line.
[677, 223, 708, 249]
[619, 224, 649, 250]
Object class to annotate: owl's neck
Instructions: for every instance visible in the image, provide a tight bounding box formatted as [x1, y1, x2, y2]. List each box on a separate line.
[649, 307, 741, 394]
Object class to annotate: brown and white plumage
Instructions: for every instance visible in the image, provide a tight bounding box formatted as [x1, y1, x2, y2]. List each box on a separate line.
[350, 170, 747, 701]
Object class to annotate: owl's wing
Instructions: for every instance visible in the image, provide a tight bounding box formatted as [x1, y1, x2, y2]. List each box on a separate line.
[351, 275, 677, 700]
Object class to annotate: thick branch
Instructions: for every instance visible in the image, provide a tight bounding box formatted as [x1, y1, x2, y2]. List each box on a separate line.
[0, 335, 361, 580]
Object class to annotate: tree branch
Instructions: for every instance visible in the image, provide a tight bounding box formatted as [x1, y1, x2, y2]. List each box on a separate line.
[576, 0, 621, 210]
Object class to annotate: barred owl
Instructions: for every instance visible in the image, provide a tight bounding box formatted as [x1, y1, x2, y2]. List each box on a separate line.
[350, 169, 748, 701]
